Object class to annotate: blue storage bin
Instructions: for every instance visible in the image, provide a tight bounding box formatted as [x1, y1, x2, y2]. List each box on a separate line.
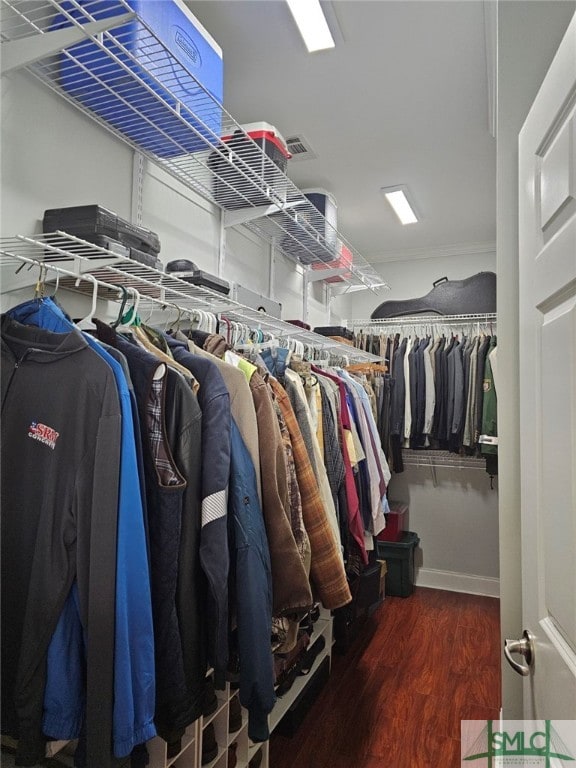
[52, 0, 223, 157]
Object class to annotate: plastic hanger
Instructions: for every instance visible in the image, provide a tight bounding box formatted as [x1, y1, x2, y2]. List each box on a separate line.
[123, 287, 141, 327]
[167, 303, 182, 333]
[111, 285, 129, 328]
[220, 316, 232, 344]
[116, 287, 141, 332]
[75, 275, 99, 330]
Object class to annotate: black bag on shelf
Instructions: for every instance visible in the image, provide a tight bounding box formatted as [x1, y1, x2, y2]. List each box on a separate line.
[43, 204, 161, 255]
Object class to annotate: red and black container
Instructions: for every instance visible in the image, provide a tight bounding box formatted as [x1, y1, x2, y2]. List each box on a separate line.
[209, 122, 291, 209]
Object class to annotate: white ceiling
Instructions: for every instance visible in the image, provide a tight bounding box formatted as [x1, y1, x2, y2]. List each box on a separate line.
[187, 0, 496, 264]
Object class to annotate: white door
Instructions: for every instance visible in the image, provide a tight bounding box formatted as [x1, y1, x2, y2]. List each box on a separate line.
[513, 11, 576, 716]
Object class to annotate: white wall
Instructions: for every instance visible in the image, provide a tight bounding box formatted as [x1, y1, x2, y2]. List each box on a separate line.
[496, 0, 576, 719]
[1, 71, 134, 235]
[388, 468, 499, 596]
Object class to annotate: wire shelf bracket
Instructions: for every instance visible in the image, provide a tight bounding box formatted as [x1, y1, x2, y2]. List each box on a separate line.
[0, 11, 135, 73]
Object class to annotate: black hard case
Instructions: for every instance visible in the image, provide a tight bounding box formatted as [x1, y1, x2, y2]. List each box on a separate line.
[43, 204, 161, 255]
[371, 272, 496, 319]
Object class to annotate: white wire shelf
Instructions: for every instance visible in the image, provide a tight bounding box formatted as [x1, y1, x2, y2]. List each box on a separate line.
[347, 314, 498, 330]
[0, 232, 384, 363]
[0, 0, 386, 292]
[401, 449, 487, 470]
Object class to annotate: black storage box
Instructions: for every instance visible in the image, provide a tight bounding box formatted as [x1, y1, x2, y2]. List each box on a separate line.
[64, 233, 131, 260]
[275, 189, 339, 265]
[209, 123, 291, 210]
[304, 189, 338, 252]
[128, 245, 163, 270]
[166, 259, 230, 295]
[313, 325, 354, 341]
[334, 562, 382, 653]
[274, 655, 330, 737]
[43, 204, 161, 255]
[176, 269, 230, 295]
[376, 531, 420, 598]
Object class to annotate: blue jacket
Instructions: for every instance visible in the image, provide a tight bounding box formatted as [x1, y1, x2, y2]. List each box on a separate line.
[8, 298, 156, 758]
[166, 336, 231, 686]
[229, 421, 275, 742]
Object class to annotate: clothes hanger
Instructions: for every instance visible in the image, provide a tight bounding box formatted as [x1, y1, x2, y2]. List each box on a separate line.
[160, 302, 180, 332]
[111, 285, 129, 329]
[49, 269, 60, 297]
[75, 275, 99, 330]
[33, 262, 48, 300]
[220, 316, 232, 344]
[116, 287, 141, 332]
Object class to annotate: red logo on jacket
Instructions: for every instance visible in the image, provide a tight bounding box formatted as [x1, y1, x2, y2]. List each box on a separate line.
[28, 421, 59, 450]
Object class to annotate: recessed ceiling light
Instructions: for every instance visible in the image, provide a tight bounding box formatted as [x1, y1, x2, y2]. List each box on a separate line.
[381, 185, 420, 225]
[286, 0, 335, 53]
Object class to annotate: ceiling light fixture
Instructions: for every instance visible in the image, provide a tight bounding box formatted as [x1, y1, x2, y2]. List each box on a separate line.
[381, 185, 420, 225]
[286, 0, 335, 53]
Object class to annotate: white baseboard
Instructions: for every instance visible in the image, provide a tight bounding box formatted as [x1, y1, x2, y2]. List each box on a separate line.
[415, 567, 500, 597]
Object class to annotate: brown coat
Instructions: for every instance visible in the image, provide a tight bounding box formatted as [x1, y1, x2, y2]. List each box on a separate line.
[250, 371, 314, 617]
[269, 378, 352, 610]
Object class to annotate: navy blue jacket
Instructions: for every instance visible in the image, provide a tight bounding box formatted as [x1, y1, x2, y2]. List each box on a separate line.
[229, 421, 275, 741]
[166, 336, 231, 686]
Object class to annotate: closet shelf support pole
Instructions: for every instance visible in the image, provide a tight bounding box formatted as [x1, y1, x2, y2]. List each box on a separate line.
[0, 13, 135, 74]
[218, 211, 226, 279]
[268, 243, 276, 300]
[131, 151, 145, 227]
[303, 266, 310, 325]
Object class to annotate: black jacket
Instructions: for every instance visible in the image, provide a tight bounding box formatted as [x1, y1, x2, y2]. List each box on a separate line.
[1, 315, 121, 766]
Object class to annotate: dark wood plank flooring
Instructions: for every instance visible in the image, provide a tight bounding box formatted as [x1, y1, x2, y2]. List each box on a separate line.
[269, 587, 501, 768]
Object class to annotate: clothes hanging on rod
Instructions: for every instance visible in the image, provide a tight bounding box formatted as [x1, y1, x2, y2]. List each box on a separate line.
[241, 343, 392, 574]
[1, 266, 359, 766]
[352, 317, 498, 475]
[1, 297, 156, 768]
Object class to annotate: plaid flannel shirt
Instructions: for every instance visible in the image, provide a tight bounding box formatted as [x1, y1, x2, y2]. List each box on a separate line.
[269, 378, 351, 611]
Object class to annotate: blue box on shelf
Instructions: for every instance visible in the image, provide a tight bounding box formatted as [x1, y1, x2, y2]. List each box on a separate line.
[52, 0, 223, 157]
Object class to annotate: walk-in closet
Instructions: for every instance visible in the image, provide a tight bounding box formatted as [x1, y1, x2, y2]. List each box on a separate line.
[2, 1, 576, 767]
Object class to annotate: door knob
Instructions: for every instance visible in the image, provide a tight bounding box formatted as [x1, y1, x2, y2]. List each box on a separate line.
[504, 629, 535, 676]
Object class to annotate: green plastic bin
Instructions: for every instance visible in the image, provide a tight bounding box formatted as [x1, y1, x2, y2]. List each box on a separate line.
[376, 531, 420, 597]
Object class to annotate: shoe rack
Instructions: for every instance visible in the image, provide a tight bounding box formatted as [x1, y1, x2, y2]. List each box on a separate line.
[146, 607, 332, 768]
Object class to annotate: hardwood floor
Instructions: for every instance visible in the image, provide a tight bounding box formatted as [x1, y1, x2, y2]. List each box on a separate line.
[269, 587, 501, 768]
